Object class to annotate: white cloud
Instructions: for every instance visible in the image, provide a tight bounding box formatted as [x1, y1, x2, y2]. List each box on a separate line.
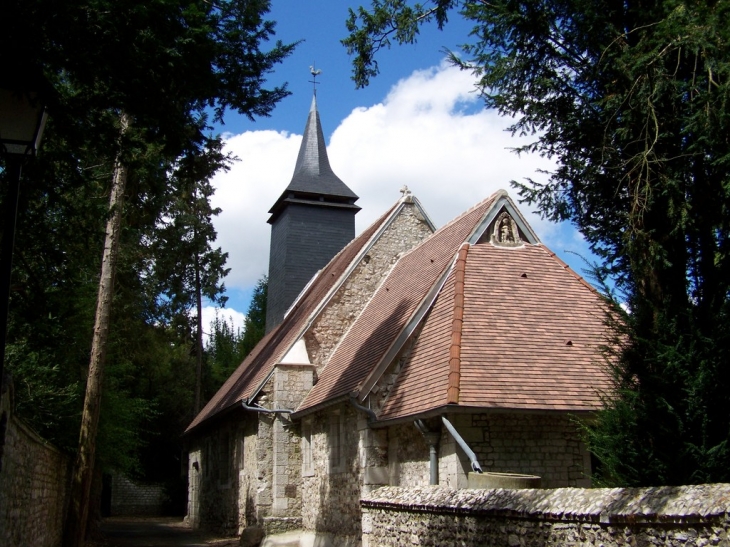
[201, 306, 246, 344]
[212, 62, 564, 295]
[210, 130, 300, 289]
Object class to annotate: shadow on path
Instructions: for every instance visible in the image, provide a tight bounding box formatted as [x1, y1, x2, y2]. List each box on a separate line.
[97, 517, 238, 547]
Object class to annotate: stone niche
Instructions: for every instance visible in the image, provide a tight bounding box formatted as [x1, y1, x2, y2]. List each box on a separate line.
[489, 211, 524, 247]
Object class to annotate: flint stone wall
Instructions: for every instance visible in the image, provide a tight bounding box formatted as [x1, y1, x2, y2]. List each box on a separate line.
[0, 379, 70, 547]
[187, 366, 312, 537]
[361, 484, 730, 547]
[387, 422, 430, 487]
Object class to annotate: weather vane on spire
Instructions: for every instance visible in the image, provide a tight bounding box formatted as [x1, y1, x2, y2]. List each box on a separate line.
[309, 63, 322, 95]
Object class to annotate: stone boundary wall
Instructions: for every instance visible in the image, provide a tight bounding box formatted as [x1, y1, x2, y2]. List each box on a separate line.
[361, 485, 730, 546]
[0, 380, 71, 547]
[110, 473, 167, 516]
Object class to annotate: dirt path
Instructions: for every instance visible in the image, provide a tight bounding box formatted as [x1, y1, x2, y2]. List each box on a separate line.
[97, 517, 238, 547]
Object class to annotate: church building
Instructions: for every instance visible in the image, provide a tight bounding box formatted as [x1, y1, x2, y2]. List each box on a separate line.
[183, 96, 611, 546]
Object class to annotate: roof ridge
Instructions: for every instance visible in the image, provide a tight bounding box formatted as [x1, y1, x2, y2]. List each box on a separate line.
[446, 242, 470, 404]
[281, 198, 408, 342]
[186, 196, 415, 433]
[390, 192, 500, 267]
[316, 197, 499, 409]
[233, 195, 423, 407]
[442, 190, 504, 232]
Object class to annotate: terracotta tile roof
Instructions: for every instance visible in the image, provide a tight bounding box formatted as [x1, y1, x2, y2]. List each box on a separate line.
[378, 242, 612, 421]
[185, 201, 401, 434]
[297, 195, 499, 412]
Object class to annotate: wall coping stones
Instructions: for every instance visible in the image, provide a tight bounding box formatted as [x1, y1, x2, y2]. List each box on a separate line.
[361, 484, 730, 524]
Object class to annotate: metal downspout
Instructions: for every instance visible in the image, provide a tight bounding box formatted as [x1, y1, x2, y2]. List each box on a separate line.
[441, 416, 482, 473]
[349, 396, 377, 422]
[241, 400, 294, 414]
[415, 420, 440, 485]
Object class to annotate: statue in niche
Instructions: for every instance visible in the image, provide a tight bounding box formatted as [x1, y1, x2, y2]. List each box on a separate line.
[491, 211, 522, 246]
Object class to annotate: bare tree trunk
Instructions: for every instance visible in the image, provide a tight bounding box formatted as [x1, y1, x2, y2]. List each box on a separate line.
[65, 111, 130, 547]
[194, 253, 203, 414]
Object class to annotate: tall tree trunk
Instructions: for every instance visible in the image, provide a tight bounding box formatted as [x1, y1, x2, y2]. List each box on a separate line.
[194, 252, 203, 414]
[65, 111, 130, 547]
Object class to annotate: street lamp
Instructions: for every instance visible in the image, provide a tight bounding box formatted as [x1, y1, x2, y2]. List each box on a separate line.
[0, 77, 48, 387]
[0, 88, 48, 155]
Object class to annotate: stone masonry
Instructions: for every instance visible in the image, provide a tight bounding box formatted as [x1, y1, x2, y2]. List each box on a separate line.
[187, 364, 315, 538]
[300, 403, 364, 544]
[0, 378, 71, 547]
[443, 412, 592, 488]
[387, 422, 430, 487]
[187, 415, 254, 536]
[294, 409, 591, 544]
[304, 201, 433, 370]
[267, 364, 314, 533]
[362, 484, 730, 547]
[110, 473, 167, 516]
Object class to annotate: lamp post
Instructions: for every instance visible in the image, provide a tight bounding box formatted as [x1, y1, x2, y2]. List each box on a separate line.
[0, 81, 48, 387]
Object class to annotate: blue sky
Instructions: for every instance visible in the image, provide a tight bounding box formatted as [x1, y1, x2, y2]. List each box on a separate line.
[203, 1, 596, 334]
[218, 1, 476, 136]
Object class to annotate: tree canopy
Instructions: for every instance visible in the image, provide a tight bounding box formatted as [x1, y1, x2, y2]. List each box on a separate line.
[344, 0, 730, 485]
[206, 275, 267, 398]
[1, 0, 295, 539]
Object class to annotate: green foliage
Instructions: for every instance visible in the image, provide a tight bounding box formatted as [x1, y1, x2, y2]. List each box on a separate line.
[150, 134, 231, 333]
[345, 0, 730, 485]
[4, 344, 81, 451]
[241, 276, 268, 358]
[204, 276, 267, 399]
[3, 0, 296, 155]
[206, 314, 246, 397]
[1, 0, 295, 492]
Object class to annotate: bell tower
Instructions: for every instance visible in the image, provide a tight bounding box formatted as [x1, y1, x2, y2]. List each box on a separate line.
[265, 95, 360, 332]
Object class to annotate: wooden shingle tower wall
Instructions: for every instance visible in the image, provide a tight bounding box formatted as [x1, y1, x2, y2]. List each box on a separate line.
[265, 95, 360, 332]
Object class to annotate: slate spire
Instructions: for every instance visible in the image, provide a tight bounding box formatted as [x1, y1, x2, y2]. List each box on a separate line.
[265, 95, 360, 332]
[268, 95, 359, 222]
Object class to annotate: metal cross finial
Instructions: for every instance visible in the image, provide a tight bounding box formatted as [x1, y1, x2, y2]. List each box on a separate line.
[309, 63, 322, 95]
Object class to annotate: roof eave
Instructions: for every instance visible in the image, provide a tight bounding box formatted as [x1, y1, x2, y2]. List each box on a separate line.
[369, 404, 600, 429]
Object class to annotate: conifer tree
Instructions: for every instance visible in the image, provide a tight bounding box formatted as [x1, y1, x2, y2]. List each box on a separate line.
[344, 0, 730, 485]
[2, 1, 295, 543]
[241, 275, 268, 358]
[151, 135, 231, 415]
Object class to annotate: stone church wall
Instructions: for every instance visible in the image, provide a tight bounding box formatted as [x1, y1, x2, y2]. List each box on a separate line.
[0, 379, 70, 547]
[186, 413, 253, 536]
[387, 422, 430, 487]
[305, 202, 433, 369]
[187, 365, 313, 538]
[261, 365, 312, 535]
[444, 412, 591, 488]
[292, 408, 591, 544]
[362, 484, 730, 547]
[300, 403, 365, 544]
